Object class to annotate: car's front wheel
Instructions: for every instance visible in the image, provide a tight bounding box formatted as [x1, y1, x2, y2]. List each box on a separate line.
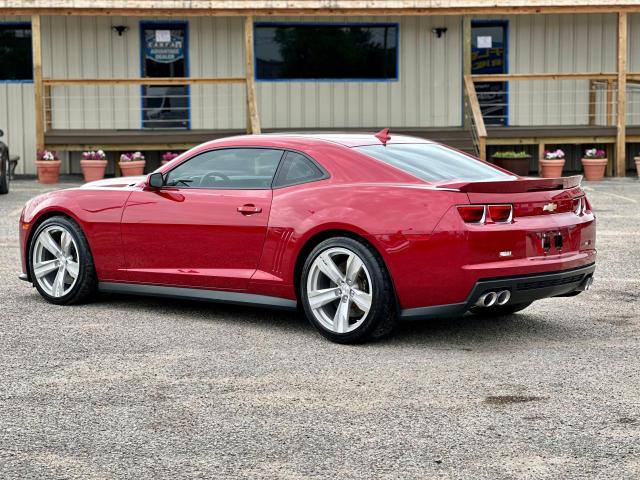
[300, 237, 397, 344]
[29, 216, 97, 305]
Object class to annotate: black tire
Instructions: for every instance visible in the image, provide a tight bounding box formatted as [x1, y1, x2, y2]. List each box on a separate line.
[470, 301, 532, 317]
[28, 216, 98, 305]
[300, 236, 397, 344]
[0, 157, 8, 194]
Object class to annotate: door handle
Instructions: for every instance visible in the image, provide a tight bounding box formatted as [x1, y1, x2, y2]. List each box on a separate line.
[237, 204, 262, 215]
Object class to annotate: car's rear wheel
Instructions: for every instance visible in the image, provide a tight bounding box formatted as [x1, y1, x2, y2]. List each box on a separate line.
[0, 156, 9, 194]
[300, 237, 397, 344]
[470, 302, 532, 317]
[29, 216, 97, 305]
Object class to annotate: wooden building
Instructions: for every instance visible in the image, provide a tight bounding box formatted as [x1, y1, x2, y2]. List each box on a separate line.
[1, 1, 640, 176]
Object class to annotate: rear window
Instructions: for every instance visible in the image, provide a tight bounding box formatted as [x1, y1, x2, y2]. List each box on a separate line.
[356, 144, 514, 182]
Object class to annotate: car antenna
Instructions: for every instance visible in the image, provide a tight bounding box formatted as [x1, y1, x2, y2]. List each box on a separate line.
[374, 128, 391, 146]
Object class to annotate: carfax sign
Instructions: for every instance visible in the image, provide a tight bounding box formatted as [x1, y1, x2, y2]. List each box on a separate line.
[144, 29, 184, 64]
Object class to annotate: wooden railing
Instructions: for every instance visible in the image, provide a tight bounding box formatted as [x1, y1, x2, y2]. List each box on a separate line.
[465, 72, 635, 174]
[463, 74, 487, 160]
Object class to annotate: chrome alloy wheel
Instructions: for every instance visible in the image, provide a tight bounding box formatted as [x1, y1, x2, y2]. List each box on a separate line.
[32, 225, 80, 298]
[306, 247, 373, 334]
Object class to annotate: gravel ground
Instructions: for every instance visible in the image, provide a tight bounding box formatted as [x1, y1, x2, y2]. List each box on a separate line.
[1, 177, 639, 479]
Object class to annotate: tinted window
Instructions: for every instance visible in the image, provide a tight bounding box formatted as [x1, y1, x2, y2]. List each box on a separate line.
[255, 23, 398, 80]
[166, 148, 284, 189]
[356, 144, 514, 182]
[274, 151, 325, 187]
[0, 24, 32, 81]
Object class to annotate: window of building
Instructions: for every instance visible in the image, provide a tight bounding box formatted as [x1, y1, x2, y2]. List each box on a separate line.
[254, 23, 398, 81]
[273, 151, 327, 187]
[165, 148, 284, 189]
[0, 24, 33, 81]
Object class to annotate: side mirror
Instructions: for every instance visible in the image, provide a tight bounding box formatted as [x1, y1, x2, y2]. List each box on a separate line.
[148, 172, 164, 189]
[0, 129, 4, 138]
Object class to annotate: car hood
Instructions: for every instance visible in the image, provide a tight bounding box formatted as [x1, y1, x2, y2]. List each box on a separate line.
[81, 176, 146, 189]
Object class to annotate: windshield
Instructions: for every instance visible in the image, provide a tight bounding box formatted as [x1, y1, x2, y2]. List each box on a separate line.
[356, 144, 514, 182]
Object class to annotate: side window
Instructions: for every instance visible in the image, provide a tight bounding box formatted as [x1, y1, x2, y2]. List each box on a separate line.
[273, 151, 326, 188]
[165, 148, 284, 189]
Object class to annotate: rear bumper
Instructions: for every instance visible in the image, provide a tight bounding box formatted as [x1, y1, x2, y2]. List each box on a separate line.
[400, 263, 595, 320]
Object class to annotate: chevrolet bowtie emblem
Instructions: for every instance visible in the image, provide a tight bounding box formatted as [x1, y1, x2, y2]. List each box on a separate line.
[543, 202, 558, 212]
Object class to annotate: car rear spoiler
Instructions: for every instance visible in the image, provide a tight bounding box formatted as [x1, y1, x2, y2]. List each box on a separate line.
[435, 175, 583, 193]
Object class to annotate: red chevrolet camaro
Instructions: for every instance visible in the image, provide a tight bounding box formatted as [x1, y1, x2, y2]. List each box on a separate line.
[19, 132, 596, 343]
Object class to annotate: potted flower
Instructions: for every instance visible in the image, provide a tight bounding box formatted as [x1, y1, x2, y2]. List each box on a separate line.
[582, 148, 607, 181]
[491, 151, 531, 176]
[80, 149, 108, 182]
[119, 151, 146, 176]
[161, 151, 179, 165]
[539, 149, 565, 178]
[35, 150, 61, 184]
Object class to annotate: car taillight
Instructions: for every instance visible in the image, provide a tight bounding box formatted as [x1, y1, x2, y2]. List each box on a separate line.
[457, 204, 513, 224]
[457, 205, 486, 223]
[487, 204, 513, 223]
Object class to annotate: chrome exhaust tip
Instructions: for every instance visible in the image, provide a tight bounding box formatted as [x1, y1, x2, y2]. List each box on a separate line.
[577, 276, 594, 291]
[475, 291, 497, 308]
[496, 290, 511, 306]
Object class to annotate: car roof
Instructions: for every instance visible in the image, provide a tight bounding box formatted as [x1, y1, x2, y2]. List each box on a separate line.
[203, 132, 434, 149]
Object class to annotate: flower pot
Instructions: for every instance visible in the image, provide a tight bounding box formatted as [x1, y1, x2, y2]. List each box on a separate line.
[36, 160, 62, 184]
[581, 158, 608, 181]
[539, 159, 565, 178]
[80, 159, 108, 182]
[634, 156, 640, 178]
[119, 160, 146, 176]
[491, 155, 531, 176]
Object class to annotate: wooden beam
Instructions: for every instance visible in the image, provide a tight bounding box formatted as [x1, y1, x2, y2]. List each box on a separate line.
[616, 12, 627, 177]
[32, 15, 44, 152]
[464, 75, 487, 138]
[462, 16, 472, 129]
[471, 72, 617, 82]
[8, 4, 640, 18]
[43, 77, 245, 86]
[244, 16, 261, 134]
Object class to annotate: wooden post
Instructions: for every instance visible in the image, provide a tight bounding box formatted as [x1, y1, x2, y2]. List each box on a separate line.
[538, 142, 545, 174]
[463, 16, 472, 129]
[244, 16, 261, 134]
[588, 81, 596, 126]
[32, 15, 44, 152]
[616, 12, 627, 177]
[478, 137, 486, 161]
[606, 80, 613, 126]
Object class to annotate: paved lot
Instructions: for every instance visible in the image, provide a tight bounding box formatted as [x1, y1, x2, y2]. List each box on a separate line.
[1, 177, 639, 479]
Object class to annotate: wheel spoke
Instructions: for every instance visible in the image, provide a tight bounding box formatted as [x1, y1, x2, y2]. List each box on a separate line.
[308, 287, 339, 309]
[66, 261, 79, 279]
[60, 231, 72, 255]
[351, 288, 372, 314]
[345, 254, 363, 283]
[333, 298, 350, 334]
[317, 252, 345, 285]
[40, 231, 62, 257]
[52, 268, 66, 296]
[33, 259, 58, 278]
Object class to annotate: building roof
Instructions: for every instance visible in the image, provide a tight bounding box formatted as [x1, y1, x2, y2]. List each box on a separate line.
[2, 0, 640, 15]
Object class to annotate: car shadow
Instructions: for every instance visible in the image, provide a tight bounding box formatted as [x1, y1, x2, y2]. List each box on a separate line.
[99, 293, 570, 349]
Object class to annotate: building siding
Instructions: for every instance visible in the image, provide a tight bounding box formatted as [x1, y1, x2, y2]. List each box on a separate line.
[1, 13, 639, 174]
